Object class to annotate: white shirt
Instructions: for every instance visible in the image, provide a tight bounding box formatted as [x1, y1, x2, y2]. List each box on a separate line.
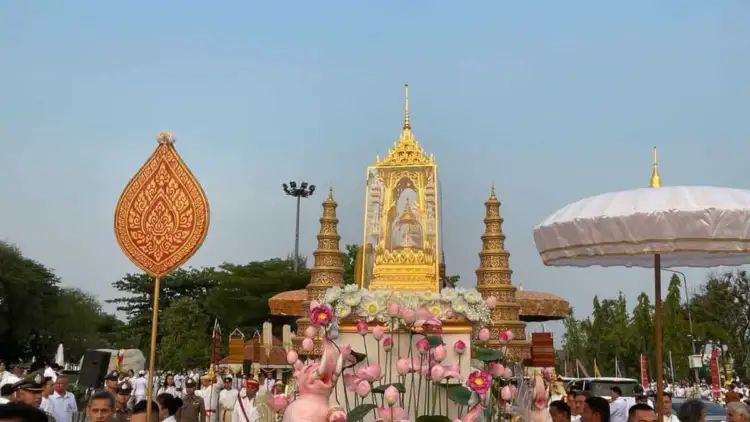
[663, 415, 680, 422]
[49, 391, 78, 422]
[198, 384, 220, 412]
[158, 385, 182, 398]
[231, 392, 259, 422]
[219, 388, 237, 413]
[163, 415, 177, 422]
[610, 397, 628, 422]
[40, 396, 54, 414]
[133, 376, 148, 399]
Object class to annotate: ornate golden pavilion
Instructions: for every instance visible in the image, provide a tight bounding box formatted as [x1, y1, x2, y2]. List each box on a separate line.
[269, 85, 569, 358]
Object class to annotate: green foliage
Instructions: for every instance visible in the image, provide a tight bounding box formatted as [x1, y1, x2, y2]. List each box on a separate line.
[416, 416, 452, 422]
[561, 271, 749, 381]
[0, 241, 118, 363]
[473, 347, 505, 362]
[346, 404, 376, 422]
[371, 383, 406, 394]
[440, 384, 471, 405]
[158, 297, 211, 369]
[342, 244, 360, 285]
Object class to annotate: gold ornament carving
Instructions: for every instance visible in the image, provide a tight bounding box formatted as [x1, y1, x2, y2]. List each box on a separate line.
[114, 132, 209, 276]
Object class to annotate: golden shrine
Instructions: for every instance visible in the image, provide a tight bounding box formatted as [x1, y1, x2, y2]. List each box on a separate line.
[268, 86, 570, 361]
[361, 84, 440, 292]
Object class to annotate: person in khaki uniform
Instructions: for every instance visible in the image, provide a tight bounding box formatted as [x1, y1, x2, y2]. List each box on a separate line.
[113, 382, 133, 422]
[180, 378, 205, 422]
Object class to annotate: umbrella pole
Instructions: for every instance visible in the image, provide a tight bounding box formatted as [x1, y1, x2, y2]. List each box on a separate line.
[654, 254, 664, 420]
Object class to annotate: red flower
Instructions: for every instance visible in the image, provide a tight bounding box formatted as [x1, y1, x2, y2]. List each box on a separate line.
[309, 305, 334, 327]
[467, 370, 491, 395]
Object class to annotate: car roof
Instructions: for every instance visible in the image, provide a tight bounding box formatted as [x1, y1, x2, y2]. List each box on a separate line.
[574, 377, 639, 382]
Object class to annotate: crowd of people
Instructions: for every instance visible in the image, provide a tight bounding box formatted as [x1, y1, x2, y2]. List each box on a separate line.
[0, 361, 287, 422]
[546, 383, 750, 422]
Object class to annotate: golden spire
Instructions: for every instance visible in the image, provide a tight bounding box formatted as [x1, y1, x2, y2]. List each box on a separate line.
[403, 83, 411, 130]
[489, 183, 498, 201]
[649, 146, 661, 188]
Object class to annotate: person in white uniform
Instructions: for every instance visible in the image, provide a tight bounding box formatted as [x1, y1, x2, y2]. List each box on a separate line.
[132, 371, 148, 404]
[231, 378, 260, 422]
[218, 376, 237, 422]
[197, 373, 220, 422]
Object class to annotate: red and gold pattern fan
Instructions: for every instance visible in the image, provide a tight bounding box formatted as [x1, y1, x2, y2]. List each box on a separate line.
[114, 131, 209, 421]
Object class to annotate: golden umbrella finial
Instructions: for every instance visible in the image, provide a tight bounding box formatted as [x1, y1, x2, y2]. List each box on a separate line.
[650, 146, 661, 188]
[114, 131, 209, 422]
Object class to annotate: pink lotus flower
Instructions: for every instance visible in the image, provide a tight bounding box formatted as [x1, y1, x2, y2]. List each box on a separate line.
[467, 370, 491, 395]
[414, 308, 443, 333]
[485, 296, 497, 309]
[269, 394, 289, 413]
[286, 351, 299, 365]
[488, 362, 505, 377]
[500, 385, 512, 401]
[510, 384, 518, 399]
[302, 337, 314, 352]
[309, 304, 334, 327]
[372, 325, 385, 341]
[503, 367, 513, 378]
[453, 340, 467, 355]
[416, 337, 430, 354]
[356, 320, 369, 335]
[339, 344, 354, 365]
[498, 329, 514, 343]
[376, 406, 408, 422]
[387, 302, 401, 317]
[440, 364, 461, 380]
[400, 308, 416, 324]
[382, 336, 393, 352]
[478, 328, 490, 342]
[384, 385, 399, 406]
[355, 363, 382, 382]
[305, 325, 318, 339]
[396, 358, 411, 375]
[432, 345, 447, 362]
[356, 380, 371, 397]
[430, 365, 445, 381]
[343, 373, 360, 391]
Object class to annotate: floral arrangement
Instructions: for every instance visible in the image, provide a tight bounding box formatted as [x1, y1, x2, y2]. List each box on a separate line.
[279, 288, 531, 422]
[322, 285, 491, 325]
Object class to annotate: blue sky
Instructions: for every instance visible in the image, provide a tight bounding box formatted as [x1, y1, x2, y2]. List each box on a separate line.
[1, 2, 749, 342]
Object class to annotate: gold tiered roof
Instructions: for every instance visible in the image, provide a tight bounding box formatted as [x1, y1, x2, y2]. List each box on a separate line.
[475, 186, 531, 359]
[377, 84, 434, 167]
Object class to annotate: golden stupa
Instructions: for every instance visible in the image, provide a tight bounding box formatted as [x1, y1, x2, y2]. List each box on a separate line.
[269, 86, 569, 356]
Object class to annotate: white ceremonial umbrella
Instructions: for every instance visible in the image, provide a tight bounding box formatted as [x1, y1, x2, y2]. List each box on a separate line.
[54, 344, 65, 367]
[533, 150, 750, 418]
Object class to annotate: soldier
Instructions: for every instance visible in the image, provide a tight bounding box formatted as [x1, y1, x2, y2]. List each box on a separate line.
[113, 382, 133, 422]
[180, 378, 206, 422]
[105, 371, 121, 397]
[9, 370, 56, 422]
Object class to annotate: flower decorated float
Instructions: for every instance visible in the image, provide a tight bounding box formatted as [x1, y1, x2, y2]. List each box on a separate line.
[265, 86, 568, 421]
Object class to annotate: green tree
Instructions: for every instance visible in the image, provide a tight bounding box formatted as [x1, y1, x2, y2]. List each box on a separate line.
[662, 274, 691, 381]
[629, 292, 655, 376]
[204, 258, 310, 335]
[561, 311, 589, 376]
[158, 297, 211, 370]
[342, 244, 360, 285]
[108, 268, 218, 351]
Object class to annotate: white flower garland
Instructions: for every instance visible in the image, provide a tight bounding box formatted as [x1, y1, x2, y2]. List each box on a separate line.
[322, 285, 491, 324]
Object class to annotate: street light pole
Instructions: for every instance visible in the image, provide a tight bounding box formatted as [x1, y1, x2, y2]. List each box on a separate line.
[283, 181, 315, 272]
[663, 268, 698, 383]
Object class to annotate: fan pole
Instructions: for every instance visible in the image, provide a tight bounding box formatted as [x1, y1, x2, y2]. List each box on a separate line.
[146, 276, 161, 422]
[654, 255, 664, 420]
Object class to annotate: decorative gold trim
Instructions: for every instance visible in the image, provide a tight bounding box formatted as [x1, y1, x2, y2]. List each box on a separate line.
[338, 320, 474, 334]
[542, 247, 750, 265]
[539, 236, 750, 255]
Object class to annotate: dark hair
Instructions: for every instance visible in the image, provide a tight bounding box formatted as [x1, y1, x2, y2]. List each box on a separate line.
[577, 390, 592, 399]
[550, 400, 571, 417]
[585, 397, 610, 422]
[663, 391, 672, 398]
[0, 402, 50, 422]
[132, 400, 160, 415]
[157, 393, 183, 416]
[628, 403, 654, 418]
[677, 399, 706, 422]
[610, 386, 623, 396]
[88, 390, 115, 409]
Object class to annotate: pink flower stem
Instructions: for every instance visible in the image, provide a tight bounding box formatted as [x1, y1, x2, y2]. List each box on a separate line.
[361, 334, 370, 366]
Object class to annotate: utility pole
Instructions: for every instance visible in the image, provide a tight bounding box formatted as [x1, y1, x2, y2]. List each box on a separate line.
[663, 269, 698, 383]
[282, 181, 315, 272]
